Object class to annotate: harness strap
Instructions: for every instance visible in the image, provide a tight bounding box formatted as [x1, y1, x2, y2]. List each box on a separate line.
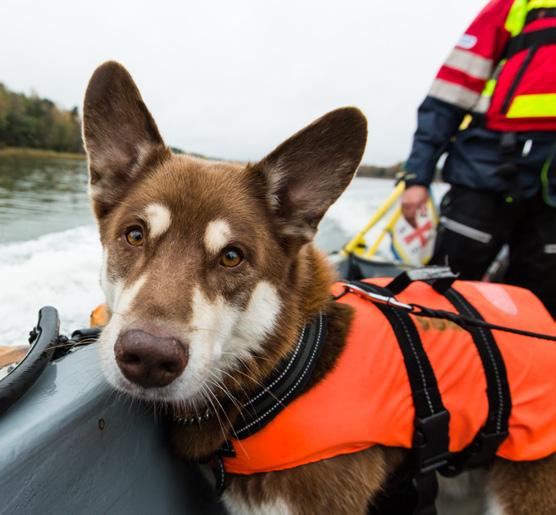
[439, 288, 511, 476]
[375, 272, 512, 473]
[385, 267, 457, 296]
[232, 310, 327, 439]
[210, 311, 327, 492]
[354, 281, 450, 515]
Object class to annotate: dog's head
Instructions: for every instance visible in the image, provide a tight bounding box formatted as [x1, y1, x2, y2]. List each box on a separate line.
[83, 61, 366, 408]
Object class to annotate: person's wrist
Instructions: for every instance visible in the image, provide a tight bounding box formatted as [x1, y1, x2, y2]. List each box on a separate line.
[402, 171, 428, 189]
[404, 180, 429, 189]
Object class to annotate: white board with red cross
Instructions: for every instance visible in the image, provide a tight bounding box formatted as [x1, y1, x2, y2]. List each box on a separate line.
[391, 200, 437, 266]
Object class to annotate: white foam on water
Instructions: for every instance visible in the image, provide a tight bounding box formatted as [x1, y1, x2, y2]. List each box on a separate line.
[0, 225, 104, 346]
[327, 178, 396, 238]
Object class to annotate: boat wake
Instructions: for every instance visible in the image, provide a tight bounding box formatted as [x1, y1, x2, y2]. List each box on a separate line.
[0, 226, 104, 346]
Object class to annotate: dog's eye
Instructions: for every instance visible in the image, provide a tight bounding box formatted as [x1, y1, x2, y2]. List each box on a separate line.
[125, 226, 144, 247]
[220, 247, 243, 268]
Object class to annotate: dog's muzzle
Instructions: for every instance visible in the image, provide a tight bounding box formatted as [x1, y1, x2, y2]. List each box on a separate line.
[115, 329, 188, 388]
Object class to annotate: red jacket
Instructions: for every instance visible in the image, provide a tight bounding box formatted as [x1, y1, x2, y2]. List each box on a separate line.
[431, 0, 556, 132]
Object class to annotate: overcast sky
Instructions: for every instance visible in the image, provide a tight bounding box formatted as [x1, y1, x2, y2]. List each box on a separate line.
[0, 0, 487, 165]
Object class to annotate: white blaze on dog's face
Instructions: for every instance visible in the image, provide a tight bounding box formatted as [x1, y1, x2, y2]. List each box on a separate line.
[83, 61, 367, 407]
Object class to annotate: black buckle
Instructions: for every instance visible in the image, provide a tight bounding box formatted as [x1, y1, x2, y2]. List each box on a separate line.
[386, 267, 458, 296]
[413, 411, 451, 474]
[216, 440, 236, 458]
[440, 429, 508, 477]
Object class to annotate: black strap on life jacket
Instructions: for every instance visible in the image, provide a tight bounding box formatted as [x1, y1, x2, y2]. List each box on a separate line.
[352, 280, 450, 515]
[347, 268, 516, 515]
[439, 288, 511, 476]
[206, 310, 328, 493]
[383, 269, 513, 472]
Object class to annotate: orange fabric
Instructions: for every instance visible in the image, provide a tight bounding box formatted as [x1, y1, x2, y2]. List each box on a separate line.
[223, 280, 556, 475]
[90, 303, 110, 327]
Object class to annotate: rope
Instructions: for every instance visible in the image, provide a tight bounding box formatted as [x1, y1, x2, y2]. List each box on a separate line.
[411, 304, 556, 342]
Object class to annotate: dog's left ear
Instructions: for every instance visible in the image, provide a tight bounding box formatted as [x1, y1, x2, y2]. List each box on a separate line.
[256, 107, 367, 246]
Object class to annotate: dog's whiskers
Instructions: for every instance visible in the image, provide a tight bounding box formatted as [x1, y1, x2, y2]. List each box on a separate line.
[200, 384, 229, 444]
[206, 373, 249, 424]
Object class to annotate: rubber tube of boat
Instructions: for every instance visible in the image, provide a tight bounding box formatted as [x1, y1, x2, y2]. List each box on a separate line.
[0, 306, 59, 415]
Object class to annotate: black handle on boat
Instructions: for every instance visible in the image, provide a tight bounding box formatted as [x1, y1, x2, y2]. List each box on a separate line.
[0, 306, 59, 415]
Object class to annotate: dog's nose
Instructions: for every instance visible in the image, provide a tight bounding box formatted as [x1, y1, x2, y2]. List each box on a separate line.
[115, 329, 188, 388]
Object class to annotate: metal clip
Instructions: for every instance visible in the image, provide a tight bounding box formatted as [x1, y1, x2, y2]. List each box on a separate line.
[342, 283, 414, 312]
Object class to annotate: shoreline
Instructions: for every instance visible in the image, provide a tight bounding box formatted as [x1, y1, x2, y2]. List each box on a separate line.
[0, 147, 85, 160]
[0, 148, 403, 179]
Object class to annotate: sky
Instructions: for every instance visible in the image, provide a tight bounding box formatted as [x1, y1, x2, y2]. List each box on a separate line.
[0, 0, 487, 165]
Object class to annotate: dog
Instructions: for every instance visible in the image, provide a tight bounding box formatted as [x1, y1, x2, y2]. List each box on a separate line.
[83, 61, 556, 515]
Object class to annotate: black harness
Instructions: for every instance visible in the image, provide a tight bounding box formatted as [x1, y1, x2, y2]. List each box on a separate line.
[209, 311, 328, 492]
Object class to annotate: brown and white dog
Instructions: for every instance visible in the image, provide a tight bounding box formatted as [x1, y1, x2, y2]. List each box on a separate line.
[83, 62, 556, 515]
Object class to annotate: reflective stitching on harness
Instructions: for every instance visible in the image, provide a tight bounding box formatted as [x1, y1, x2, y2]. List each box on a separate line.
[213, 455, 225, 492]
[545, 244, 556, 254]
[391, 309, 435, 415]
[241, 325, 306, 408]
[440, 216, 493, 244]
[235, 312, 324, 434]
[451, 289, 504, 433]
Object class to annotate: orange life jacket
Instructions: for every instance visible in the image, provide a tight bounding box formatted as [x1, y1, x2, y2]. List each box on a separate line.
[222, 279, 556, 476]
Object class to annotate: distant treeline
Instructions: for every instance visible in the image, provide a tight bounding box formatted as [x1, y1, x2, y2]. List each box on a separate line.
[357, 162, 404, 179]
[0, 81, 410, 172]
[0, 83, 83, 153]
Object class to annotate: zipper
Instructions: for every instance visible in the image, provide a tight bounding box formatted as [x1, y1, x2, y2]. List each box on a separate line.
[500, 45, 538, 115]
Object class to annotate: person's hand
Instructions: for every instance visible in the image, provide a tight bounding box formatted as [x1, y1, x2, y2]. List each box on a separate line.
[401, 185, 429, 228]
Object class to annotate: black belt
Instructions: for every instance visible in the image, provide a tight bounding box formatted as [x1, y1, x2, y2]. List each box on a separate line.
[525, 7, 556, 26]
[506, 26, 556, 60]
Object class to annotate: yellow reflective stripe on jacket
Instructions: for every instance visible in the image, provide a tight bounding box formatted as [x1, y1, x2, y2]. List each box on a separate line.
[482, 78, 498, 98]
[506, 0, 556, 36]
[506, 0, 529, 36]
[528, 0, 556, 10]
[474, 59, 507, 113]
[507, 93, 556, 117]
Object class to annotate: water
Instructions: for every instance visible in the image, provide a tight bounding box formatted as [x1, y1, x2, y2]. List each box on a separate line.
[0, 156, 92, 242]
[0, 155, 410, 346]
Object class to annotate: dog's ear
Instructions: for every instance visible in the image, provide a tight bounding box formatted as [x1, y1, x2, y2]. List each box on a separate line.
[256, 107, 367, 247]
[83, 61, 170, 218]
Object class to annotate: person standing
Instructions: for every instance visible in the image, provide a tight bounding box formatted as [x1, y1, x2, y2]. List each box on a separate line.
[402, 0, 556, 317]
